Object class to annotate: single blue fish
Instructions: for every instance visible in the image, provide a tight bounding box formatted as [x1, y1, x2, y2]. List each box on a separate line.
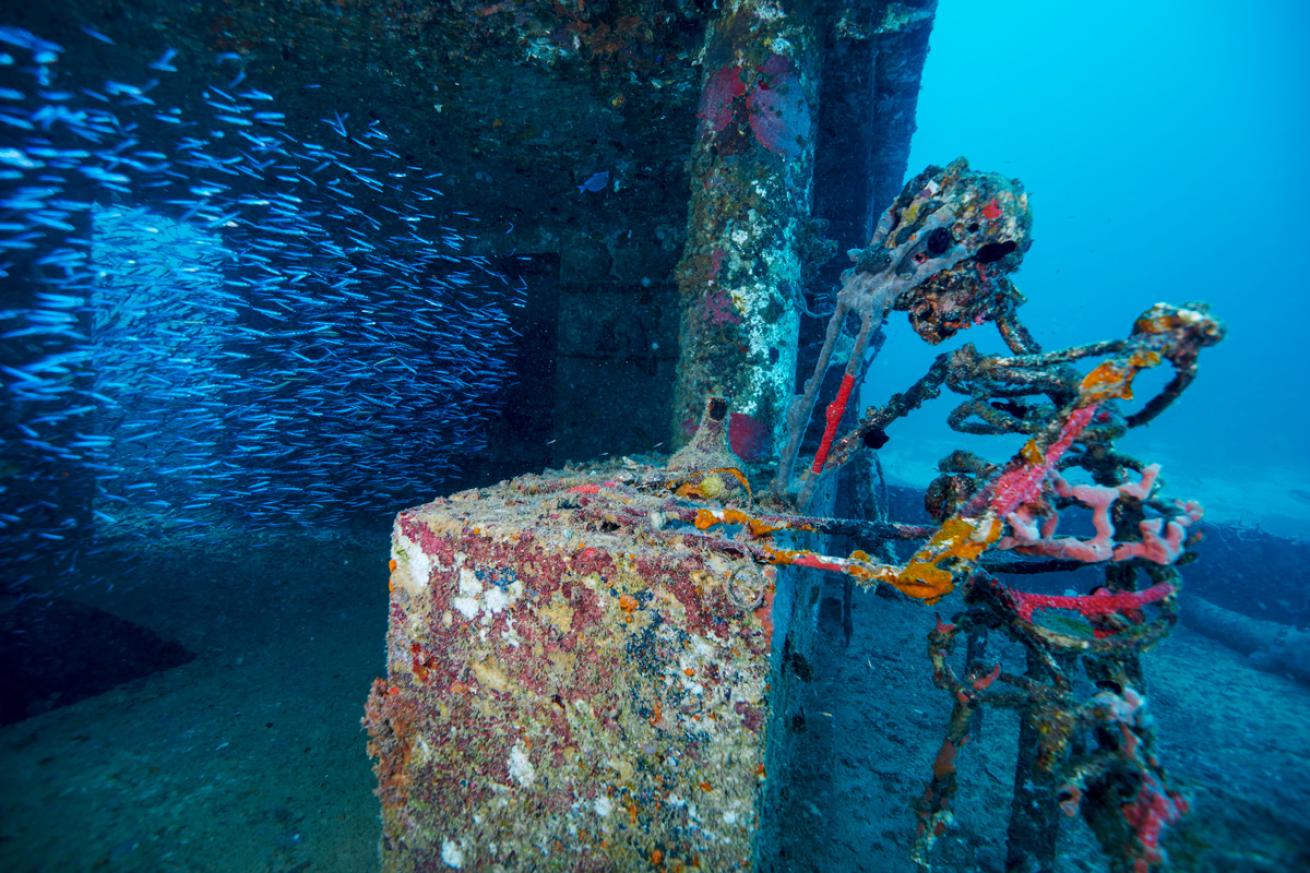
[149, 47, 178, 72]
[80, 25, 114, 45]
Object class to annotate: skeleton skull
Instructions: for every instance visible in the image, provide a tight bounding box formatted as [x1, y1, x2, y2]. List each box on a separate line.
[871, 158, 1034, 343]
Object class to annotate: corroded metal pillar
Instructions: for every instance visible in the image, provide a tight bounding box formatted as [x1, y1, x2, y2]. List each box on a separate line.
[671, 0, 820, 460]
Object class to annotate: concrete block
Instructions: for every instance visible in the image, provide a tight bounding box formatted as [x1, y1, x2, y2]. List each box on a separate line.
[365, 464, 779, 871]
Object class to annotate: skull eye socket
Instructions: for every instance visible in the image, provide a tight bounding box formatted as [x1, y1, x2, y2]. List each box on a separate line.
[975, 240, 1018, 263]
[926, 227, 953, 257]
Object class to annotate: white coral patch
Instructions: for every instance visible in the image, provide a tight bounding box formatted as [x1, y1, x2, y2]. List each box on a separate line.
[441, 839, 464, 868]
[483, 585, 509, 613]
[392, 531, 432, 597]
[501, 613, 521, 648]
[452, 567, 482, 619]
[458, 567, 482, 597]
[452, 596, 480, 620]
[509, 743, 535, 787]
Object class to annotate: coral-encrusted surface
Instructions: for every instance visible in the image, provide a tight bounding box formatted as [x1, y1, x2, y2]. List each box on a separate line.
[365, 465, 777, 871]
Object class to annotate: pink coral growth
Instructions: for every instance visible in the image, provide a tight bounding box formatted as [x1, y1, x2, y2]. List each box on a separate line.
[1114, 500, 1203, 563]
[1121, 773, 1187, 872]
[1059, 687, 1189, 870]
[998, 463, 1202, 566]
[986, 405, 1099, 517]
[708, 246, 726, 281]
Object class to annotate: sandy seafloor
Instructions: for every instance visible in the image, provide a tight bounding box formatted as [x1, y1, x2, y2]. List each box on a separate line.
[0, 532, 387, 872]
[1, 516, 1308, 872]
[772, 585, 1310, 872]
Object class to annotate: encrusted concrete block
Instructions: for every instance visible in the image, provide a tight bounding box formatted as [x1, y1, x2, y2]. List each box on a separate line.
[365, 465, 779, 871]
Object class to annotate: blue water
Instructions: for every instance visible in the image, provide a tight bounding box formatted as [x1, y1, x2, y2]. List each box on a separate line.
[878, 0, 1310, 541]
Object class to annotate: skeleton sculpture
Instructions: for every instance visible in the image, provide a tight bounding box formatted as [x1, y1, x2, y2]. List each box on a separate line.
[755, 158, 1222, 870]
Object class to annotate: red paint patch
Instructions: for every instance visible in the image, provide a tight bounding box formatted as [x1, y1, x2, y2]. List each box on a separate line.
[708, 246, 725, 281]
[1007, 581, 1174, 623]
[734, 701, 763, 733]
[811, 372, 856, 473]
[971, 663, 1002, 691]
[752, 584, 775, 648]
[728, 412, 769, 461]
[698, 65, 745, 133]
[931, 739, 958, 780]
[745, 54, 810, 158]
[704, 288, 741, 326]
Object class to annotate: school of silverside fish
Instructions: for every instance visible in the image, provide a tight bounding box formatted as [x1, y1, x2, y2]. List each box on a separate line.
[0, 25, 527, 589]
